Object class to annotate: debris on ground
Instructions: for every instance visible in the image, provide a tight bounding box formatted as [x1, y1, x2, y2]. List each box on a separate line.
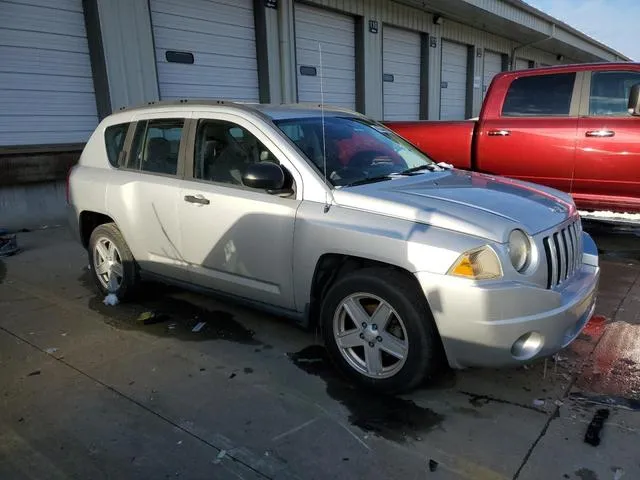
[192, 321, 207, 333]
[0, 228, 19, 257]
[229, 373, 236, 379]
[584, 408, 610, 446]
[613, 467, 625, 480]
[136, 311, 168, 325]
[27, 370, 41, 377]
[103, 294, 119, 306]
[533, 399, 545, 407]
[554, 400, 564, 407]
[213, 449, 227, 464]
[428, 459, 439, 472]
[45, 347, 58, 354]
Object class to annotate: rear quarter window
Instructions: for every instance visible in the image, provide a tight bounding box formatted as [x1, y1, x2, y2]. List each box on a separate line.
[104, 123, 130, 167]
[501, 73, 576, 117]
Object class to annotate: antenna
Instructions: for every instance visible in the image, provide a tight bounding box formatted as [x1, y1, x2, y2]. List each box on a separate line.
[319, 42, 330, 213]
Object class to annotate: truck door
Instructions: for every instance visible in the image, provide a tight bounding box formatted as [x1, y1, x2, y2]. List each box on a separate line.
[574, 69, 640, 212]
[476, 72, 580, 193]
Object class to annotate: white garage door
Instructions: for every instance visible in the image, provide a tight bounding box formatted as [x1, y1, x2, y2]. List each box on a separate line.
[150, 0, 259, 101]
[295, 4, 356, 109]
[483, 51, 503, 99]
[515, 58, 532, 70]
[440, 40, 468, 120]
[383, 26, 421, 121]
[0, 0, 98, 146]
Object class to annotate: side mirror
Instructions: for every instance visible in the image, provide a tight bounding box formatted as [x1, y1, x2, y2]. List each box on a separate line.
[628, 83, 640, 116]
[242, 162, 285, 190]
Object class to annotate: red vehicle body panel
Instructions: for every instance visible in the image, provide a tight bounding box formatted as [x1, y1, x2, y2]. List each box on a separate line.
[385, 62, 640, 213]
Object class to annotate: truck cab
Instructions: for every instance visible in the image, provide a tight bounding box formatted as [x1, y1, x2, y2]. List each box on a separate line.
[387, 63, 640, 214]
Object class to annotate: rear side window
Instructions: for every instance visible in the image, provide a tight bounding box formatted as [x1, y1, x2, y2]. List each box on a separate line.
[589, 71, 640, 116]
[128, 119, 184, 175]
[104, 123, 130, 167]
[502, 73, 576, 117]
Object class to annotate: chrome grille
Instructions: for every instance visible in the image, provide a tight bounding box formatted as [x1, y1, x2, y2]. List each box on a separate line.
[543, 219, 583, 289]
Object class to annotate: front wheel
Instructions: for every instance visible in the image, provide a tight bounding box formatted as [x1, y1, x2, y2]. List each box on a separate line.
[321, 267, 442, 394]
[88, 223, 138, 300]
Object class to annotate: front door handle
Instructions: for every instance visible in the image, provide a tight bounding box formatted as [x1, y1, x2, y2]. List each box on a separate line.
[487, 129, 511, 137]
[184, 194, 210, 205]
[585, 130, 615, 138]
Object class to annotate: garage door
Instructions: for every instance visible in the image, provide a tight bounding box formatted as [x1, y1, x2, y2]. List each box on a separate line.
[150, 0, 259, 101]
[483, 51, 503, 100]
[0, 0, 98, 146]
[295, 4, 356, 109]
[440, 40, 468, 120]
[383, 26, 421, 121]
[515, 58, 532, 70]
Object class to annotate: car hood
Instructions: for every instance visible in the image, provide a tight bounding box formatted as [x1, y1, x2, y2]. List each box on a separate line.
[332, 169, 576, 242]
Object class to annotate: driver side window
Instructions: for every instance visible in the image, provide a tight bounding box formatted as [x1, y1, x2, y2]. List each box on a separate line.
[193, 120, 282, 187]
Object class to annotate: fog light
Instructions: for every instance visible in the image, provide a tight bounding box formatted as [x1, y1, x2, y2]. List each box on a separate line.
[511, 332, 544, 360]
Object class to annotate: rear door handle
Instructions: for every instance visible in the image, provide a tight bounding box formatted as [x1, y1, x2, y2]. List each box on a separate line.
[585, 130, 615, 138]
[487, 129, 511, 137]
[184, 194, 210, 205]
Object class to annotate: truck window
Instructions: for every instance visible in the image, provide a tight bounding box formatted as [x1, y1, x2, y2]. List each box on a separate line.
[502, 73, 576, 117]
[589, 71, 640, 116]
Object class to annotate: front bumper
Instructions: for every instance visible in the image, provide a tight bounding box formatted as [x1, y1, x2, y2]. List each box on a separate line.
[416, 234, 600, 369]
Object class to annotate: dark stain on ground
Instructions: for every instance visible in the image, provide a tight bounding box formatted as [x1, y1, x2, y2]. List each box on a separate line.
[289, 345, 444, 443]
[80, 271, 260, 345]
[243, 367, 253, 374]
[574, 467, 599, 480]
[584, 220, 640, 263]
[0, 259, 6, 284]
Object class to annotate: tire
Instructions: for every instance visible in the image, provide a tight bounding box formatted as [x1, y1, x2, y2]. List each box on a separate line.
[320, 267, 442, 394]
[88, 222, 138, 300]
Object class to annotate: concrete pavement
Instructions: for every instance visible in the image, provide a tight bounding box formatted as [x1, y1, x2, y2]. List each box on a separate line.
[1, 226, 639, 479]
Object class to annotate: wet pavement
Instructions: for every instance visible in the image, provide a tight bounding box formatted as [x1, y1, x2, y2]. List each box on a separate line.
[1, 224, 639, 479]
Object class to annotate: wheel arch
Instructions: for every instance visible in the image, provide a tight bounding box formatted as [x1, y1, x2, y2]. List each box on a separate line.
[79, 211, 116, 248]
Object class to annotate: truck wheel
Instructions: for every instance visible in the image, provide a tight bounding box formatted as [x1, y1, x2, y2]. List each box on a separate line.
[320, 267, 442, 394]
[88, 223, 138, 300]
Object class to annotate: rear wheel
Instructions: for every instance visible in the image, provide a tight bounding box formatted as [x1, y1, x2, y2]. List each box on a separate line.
[321, 267, 442, 393]
[88, 223, 138, 300]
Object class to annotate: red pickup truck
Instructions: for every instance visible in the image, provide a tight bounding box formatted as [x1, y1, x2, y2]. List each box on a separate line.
[385, 63, 640, 213]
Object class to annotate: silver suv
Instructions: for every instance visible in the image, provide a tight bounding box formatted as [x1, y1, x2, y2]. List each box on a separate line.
[68, 100, 600, 393]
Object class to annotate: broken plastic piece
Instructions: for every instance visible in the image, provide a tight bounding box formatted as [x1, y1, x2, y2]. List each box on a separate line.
[103, 293, 119, 306]
[429, 459, 439, 472]
[613, 467, 625, 480]
[584, 408, 610, 446]
[533, 399, 545, 407]
[45, 347, 58, 354]
[213, 449, 227, 464]
[192, 321, 207, 333]
[0, 228, 19, 257]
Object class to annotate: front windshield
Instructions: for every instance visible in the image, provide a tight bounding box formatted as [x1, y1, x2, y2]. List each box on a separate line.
[274, 116, 434, 187]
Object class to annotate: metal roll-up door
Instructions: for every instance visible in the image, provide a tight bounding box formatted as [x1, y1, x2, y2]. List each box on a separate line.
[440, 40, 468, 120]
[515, 58, 532, 70]
[383, 26, 421, 121]
[295, 4, 356, 109]
[150, 0, 259, 101]
[0, 0, 98, 146]
[483, 51, 504, 99]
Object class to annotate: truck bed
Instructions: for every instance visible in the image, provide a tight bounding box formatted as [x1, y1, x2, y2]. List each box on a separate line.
[384, 121, 476, 170]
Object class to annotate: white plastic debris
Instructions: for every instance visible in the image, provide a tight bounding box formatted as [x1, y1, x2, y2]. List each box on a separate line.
[554, 400, 564, 407]
[192, 321, 207, 333]
[533, 399, 545, 407]
[103, 293, 119, 306]
[45, 347, 58, 354]
[613, 467, 625, 480]
[213, 450, 227, 464]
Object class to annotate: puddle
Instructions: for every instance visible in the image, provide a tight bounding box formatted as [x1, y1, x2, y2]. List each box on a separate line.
[80, 270, 260, 345]
[289, 345, 444, 443]
[584, 221, 640, 263]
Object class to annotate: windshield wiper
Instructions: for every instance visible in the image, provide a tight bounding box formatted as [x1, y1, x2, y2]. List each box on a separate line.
[344, 175, 394, 187]
[400, 164, 440, 175]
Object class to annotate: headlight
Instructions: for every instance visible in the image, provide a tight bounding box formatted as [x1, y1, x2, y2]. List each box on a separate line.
[508, 229, 531, 273]
[447, 246, 502, 280]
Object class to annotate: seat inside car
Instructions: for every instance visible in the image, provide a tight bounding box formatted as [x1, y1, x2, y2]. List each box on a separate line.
[145, 137, 174, 174]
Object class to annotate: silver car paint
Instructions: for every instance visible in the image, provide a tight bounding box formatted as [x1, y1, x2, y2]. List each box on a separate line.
[68, 101, 600, 369]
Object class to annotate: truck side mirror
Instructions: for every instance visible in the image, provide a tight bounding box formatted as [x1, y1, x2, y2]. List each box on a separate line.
[628, 83, 640, 116]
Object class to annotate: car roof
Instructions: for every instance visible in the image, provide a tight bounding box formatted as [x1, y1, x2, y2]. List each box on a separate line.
[114, 99, 365, 121]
